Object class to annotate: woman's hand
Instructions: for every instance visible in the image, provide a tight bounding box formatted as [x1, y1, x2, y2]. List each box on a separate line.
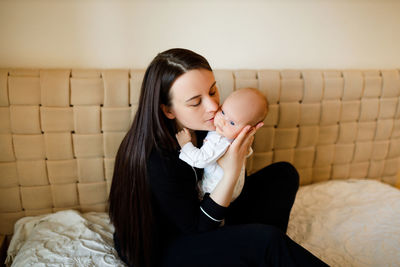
[210, 122, 263, 207]
[218, 122, 263, 178]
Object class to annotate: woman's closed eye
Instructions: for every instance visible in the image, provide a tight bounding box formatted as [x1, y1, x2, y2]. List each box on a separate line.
[189, 85, 217, 107]
[191, 100, 201, 107]
[209, 84, 217, 96]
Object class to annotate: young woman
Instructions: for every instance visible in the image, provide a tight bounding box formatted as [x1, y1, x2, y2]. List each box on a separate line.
[109, 48, 328, 267]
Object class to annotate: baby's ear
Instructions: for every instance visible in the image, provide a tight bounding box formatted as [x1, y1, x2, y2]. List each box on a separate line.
[160, 104, 176, 119]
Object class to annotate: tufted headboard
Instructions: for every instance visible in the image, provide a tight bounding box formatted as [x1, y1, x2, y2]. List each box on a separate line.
[0, 68, 399, 235]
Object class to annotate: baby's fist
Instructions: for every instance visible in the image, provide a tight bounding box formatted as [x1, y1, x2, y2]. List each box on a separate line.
[176, 128, 192, 148]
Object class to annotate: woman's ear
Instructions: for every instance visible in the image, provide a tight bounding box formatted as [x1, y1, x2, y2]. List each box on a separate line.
[161, 104, 176, 119]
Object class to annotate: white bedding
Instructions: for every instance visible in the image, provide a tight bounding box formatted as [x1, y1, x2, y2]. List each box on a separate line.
[6, 179, 400, 267]
[6, 211, 126, 266]
[287, 179, 400, 267]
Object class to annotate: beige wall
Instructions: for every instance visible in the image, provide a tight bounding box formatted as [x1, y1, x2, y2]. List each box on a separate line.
[0, 0, 399, 69]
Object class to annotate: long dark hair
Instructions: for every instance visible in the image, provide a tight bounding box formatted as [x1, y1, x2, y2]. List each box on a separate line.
[108, 48, 212, 267]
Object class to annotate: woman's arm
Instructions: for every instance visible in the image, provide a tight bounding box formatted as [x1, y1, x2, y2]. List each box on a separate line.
[211, 123, 263, 207]
[148, 149, 227, 234]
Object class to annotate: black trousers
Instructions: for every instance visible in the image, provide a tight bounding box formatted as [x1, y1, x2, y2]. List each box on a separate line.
[162, 162, 329, 267]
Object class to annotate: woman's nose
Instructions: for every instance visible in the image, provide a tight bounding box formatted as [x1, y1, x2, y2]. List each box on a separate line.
[204, 96, 219, 113]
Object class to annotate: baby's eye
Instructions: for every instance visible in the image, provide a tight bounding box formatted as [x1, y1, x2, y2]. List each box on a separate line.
[230, 121, 235, 126]
[221, 110, 225, 115]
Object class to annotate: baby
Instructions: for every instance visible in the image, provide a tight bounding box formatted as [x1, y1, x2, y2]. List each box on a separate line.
[176, 87, 268, 201]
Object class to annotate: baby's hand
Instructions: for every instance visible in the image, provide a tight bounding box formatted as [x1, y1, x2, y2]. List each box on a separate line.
[176, 128, 192, 148]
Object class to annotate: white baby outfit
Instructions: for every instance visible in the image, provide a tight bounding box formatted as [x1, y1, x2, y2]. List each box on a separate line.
[179, 131, 252, 201]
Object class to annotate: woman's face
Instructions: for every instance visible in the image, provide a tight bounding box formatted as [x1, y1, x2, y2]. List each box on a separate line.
[165, 69, 220, 131]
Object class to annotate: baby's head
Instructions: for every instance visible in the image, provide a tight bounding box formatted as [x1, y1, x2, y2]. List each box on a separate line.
[214, 88, 268, 139]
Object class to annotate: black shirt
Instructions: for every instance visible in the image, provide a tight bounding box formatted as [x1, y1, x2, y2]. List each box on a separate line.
[147, 131, 227, 246]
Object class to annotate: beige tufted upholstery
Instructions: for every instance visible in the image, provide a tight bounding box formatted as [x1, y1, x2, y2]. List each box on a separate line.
[0, 68, 399, 235]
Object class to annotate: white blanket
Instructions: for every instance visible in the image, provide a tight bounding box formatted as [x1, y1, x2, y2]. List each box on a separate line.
[287, 179, 400, 267]
[7, 179, 400, 267]
[6, 211, 125, 266]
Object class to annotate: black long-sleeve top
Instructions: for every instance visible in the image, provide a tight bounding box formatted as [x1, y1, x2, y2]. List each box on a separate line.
[148, 131, 228, 246]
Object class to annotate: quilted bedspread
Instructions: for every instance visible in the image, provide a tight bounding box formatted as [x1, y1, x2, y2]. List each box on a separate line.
[6, 211, 125, 266]
[7, 179, 400, 267]
[287, 179, 400, 267]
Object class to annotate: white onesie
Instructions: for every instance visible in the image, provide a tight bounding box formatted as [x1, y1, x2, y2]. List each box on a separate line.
[179, 131, 252, 201]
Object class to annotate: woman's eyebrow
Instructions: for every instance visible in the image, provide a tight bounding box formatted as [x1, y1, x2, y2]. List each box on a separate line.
[185, 95, 201, 103]
[185, 81, 217, 102]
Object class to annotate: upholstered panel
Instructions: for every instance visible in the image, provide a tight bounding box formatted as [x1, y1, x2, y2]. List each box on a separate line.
[0, 69, 140, 234]
[0, 68, 399, 235]
[240, 70, 400, 189]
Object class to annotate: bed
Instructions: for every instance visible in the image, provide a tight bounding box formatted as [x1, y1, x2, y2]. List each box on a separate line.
[6, 178, 400, 266]
[1, 68, 400, 266]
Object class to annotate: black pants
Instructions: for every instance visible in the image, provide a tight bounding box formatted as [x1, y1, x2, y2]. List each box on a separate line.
[162, 162, 329, 267]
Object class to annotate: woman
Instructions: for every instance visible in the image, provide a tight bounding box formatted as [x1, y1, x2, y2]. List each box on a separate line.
[109, 48, 328, 267]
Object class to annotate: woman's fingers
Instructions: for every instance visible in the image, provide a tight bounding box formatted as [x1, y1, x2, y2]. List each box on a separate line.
[234, 122, 263, 146]
[242, 126, 257, 143]
[239, 124, 261, 148]
[255, 122, 264, 130]
[232, 125, 252, 148]
[229, 126, 253, 157]
[230, 123, 263, 156]
[242, 129, 255, 150]
[243, 122, 263, 145]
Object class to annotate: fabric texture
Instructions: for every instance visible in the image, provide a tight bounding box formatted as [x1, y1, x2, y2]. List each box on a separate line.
[6, 210, 125, 267]
[287, 179, 400, 267]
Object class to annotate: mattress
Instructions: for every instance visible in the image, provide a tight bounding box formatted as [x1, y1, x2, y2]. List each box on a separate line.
[6, 179, 400, 267]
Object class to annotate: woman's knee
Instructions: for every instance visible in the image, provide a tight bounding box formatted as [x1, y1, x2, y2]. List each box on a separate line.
[269, 162, 299, 191]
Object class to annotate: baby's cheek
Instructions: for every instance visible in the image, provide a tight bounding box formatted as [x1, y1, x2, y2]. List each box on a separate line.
[227, 127, 241, 139]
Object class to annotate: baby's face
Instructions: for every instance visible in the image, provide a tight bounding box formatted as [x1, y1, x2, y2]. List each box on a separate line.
[214, 95, 255, 140]
[214, 108, 243, 140]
